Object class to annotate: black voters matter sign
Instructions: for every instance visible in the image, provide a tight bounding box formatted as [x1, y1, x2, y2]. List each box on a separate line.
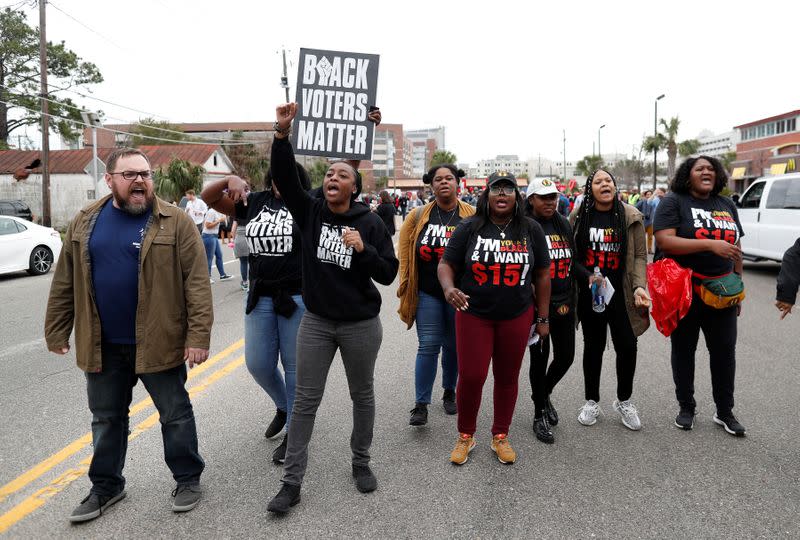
[291, 48, 379, 161]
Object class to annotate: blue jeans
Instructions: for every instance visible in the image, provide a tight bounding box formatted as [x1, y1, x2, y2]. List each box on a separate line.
[414, 291, 458, 404]
[86, 343, 204, 496]
[202, 233, 226, 277]
[244, 295, 305, 428]
[239, 257, 249, 282]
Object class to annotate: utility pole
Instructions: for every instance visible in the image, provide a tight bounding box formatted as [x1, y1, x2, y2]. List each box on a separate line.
[280, 48, 290, 102]
[653, 94, 665, 190]
[562, 129, 567, 183]
[39, 0, 51, 227]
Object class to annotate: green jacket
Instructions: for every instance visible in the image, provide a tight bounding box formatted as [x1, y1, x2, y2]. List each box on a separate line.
[45, 195, 213, 373]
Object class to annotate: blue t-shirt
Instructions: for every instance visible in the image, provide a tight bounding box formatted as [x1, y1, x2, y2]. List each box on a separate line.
[89, 200, 150, 344]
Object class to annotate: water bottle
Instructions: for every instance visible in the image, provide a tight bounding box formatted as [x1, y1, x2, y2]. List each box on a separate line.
[591, 266, 605, 313]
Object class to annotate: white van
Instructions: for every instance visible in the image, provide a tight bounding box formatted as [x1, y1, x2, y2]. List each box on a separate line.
[736, 173, 800, 261]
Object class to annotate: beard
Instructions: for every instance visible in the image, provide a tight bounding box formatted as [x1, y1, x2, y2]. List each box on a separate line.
[111, 182, 154, 215]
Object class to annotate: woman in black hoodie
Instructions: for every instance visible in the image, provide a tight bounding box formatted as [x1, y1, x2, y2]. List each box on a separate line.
[248, 102, 398, 514]
[374, 190, 397, 235]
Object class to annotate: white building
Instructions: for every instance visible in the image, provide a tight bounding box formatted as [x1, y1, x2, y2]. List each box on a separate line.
[406, 127, 445, 175]
[696, 129, 739, 158]
[475, 155, 530, 178]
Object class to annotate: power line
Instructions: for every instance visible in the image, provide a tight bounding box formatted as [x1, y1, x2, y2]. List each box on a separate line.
[47, 1, 125, 51]
[0, 97, 272, 147]
[0, 83, 272, 144]
[42, 80, 172, 121]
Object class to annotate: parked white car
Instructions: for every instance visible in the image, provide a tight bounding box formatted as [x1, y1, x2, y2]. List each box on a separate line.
[0, 215, 63, 276]
[737, 173, 800, 262]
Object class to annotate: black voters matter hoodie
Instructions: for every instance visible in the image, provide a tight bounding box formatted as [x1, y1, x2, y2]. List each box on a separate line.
[271, 136, 399, 321]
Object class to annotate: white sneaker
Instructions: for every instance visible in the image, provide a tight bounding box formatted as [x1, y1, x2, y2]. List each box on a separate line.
[613, 399, 642, 431]
[209, 277, 214, 284]
[578, 400, 601, 426]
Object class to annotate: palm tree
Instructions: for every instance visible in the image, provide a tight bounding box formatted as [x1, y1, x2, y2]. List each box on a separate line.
[429, 150, 457, 168]
[154, 158, 205, 203]
[678, 139, 700, 158]
[642, 134, 666, 189]
[660, 116, 681, 180]
[574, 155, 604, 177]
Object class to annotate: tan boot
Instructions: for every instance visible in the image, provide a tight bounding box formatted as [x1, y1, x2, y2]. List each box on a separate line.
[449, 433, 476, 465]
[491, 434, 516, 464]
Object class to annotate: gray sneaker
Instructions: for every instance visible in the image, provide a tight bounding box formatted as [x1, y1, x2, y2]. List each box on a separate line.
[172, 484, 202, 512]
[613, 399, 642, 431]
[69, 490, 126, 523]
[577, 400, 601, 426]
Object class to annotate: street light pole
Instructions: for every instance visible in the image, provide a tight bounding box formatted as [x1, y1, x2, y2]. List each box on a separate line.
[598, 124, 606, 161]
[653, 94, 665, 190]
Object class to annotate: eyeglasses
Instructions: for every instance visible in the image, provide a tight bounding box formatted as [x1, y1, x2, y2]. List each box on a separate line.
[110, 170, 153, 181]
[489, 185, 516, 196]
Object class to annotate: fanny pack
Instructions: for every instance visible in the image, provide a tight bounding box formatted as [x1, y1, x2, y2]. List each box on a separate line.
[692, 272, 745, 309]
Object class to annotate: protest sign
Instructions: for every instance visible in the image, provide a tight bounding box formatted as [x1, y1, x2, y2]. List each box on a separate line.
[291, 48, 380, 161]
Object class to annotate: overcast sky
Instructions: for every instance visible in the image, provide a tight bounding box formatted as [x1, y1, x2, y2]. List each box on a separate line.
[13, 0, 798, 165]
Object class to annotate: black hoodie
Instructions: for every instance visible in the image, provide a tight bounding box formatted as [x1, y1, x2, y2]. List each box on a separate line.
[777, 237, 800, 304]
[271, 137, 399, 321]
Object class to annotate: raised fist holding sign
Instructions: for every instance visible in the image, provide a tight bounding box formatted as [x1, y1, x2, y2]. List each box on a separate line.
[275, 103, 298, 136]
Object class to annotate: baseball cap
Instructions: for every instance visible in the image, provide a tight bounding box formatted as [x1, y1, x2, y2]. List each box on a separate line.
[487, 171, 518, 188]
[526, 177, 559, 199]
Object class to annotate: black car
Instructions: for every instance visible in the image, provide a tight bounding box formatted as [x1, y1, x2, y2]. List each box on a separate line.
[0, 200, 33, 221]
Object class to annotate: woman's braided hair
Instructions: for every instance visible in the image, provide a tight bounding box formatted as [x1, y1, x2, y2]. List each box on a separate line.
[573, 169, 628, 270]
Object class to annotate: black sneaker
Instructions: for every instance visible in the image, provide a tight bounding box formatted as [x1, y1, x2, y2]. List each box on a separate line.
[533, 415, 554, 444]
[674, 409, 695, 430]
[409, 403, 428, 426]
[352, 464, 378, 493]
[219, 274, 234, 281]
[713, 412, 746, 437]
[69, 490, 126, 523]
[442, 389, 457, 415]
[272, 434, 288, 464]
[171, 484, 202, 512]
[265, 409, 287, 439]
[545, 396, 559, 426]
[267, 483, 301, 514]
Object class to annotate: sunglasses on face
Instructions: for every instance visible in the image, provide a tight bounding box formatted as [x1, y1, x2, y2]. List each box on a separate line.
[489, 185, 516, 196]
[110, 170, 154, 181]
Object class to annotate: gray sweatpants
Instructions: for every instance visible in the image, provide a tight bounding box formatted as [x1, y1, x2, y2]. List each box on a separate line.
[282, 312, 383, 486]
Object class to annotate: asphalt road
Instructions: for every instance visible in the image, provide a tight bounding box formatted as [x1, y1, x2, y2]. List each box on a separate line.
[0, 243, 798, 539]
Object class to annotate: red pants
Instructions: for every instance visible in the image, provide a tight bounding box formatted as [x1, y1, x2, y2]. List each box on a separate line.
[455, 306, 534, 436]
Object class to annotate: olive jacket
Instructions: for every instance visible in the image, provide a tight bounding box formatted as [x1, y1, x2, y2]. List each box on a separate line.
[44, 195, 213, 373]
[396, 200, 476, 329]
[569, 202, 650, 337]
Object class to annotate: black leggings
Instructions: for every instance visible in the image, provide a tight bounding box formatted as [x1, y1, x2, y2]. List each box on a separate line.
[578, 295, 638, 402]
[670, 296, 737, 414]
[529, 311, 576, 414]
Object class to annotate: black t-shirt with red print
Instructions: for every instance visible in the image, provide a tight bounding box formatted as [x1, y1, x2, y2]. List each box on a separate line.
[443, 217, 550, 320]
[582, 210, 623, 286]
[653, 192, 744, 276]
[538, 216, 573, 297]
[416, 206, 463, 298]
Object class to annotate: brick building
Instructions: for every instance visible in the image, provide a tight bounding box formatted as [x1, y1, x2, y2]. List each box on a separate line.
[731, 110, 800, 192]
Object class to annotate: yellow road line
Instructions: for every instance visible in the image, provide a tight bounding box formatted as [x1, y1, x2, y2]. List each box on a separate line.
[0, 339, 243, 504]
[0, 356, 245, 534]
